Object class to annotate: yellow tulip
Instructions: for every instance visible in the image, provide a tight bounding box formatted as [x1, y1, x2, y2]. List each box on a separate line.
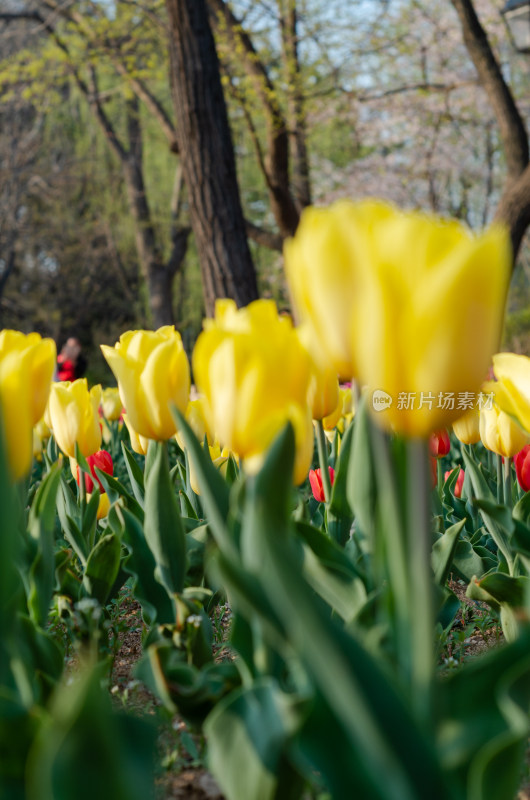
[123, 413, 150, 456]
[322, 386, 353, 434]
[297, 325, 340, 420]
[192, 299, 313, 484]
[101, 326, 190, 441]
[87, 491, 111, 520]
[483, 353, 530, 434]
[32, 416, 52, 461]
[47, 380, 102, 458]
[0, 330, 56, 426]
[175, 397, 214, 451]
[0, 331, 56, 480]
[452, 406, 481, 445]
[285, 199, 511, 437]
[101, 387, 123, 421]
[35, 417, 52, 441]
[479, 402, 530, 458]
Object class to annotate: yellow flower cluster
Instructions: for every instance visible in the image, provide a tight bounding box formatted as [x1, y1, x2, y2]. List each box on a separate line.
[285, 199, 510, 436]
[2, 198, 515, 484]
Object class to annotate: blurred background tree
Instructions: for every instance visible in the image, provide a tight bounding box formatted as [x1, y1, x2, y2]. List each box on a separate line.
[0, 0, 528, 380]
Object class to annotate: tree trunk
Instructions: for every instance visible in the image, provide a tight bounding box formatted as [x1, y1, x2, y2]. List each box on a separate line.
[209, 0, 300, 239]
[165, 0, 259, 316]
[494, 163, 530, 263]
[279, 0, 311, 211]
[450, 0, 530, 265]
[124, 97, 180, 328]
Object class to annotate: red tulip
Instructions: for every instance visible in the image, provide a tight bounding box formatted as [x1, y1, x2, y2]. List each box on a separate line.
[309, 466, 335, 502]
[515, 444, 530, 492]
[444, 467, 465, 498]
[429, 429, 451, 458]
[76, 449, 114, 493]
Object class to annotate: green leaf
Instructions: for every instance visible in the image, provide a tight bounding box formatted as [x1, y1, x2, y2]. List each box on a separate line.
[240, 425, 449, 800]
[26, 662, 157, 800]
[462, 450, 513, 570]
[431, 519, 466, 586]
[56, 478, 88, 565]
[205, 679, 304, 800]
[171, 407, 232, 555]
[81, 489, 100, 550]
[346, 400, 377, 540]
[83, 533, 122, 605]
[436, 628, 530, 800]
[26, 463, 62, 627]
[136, 645, 241, 724]
[119, 507, 175, 625]
[466, 572, 529, 608]
[95, 469, 144, 521]
[327, 421, 355, 545]
[143, 442, 186, 597]
[121, 442, 145, 507]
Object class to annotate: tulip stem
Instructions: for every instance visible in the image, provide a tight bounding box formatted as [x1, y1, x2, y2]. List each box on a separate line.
[407, 438, 434, 728]
[315, 419, 331, 504]
[504, 457, 512, 510]
[437, 459, 444, 497]
[78, 464, 86, 515]
[496, 455, 504, 505]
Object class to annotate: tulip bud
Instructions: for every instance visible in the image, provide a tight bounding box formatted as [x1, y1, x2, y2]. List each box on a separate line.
[101, 387, 123, 422]
[452, 407, 480, 445]
[444, 467, 465, 498]
[75, 449, 113, 493]
[429, 430, 451, 458]
[86, 491, 111, 520]
[309, 466, 335, 503]
[479, 403, 530, 458]
[514, 444, 530, 492]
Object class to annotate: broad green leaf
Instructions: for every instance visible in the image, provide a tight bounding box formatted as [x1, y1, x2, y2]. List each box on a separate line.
[327, 421, 355, 545]
[205, 679, 304, 800]
[346, 400, 377, 540]
[136, 645, 241, 724]
[431, 519, 466, 586]
[242, 425, 449, 800]
[26, 662, 156, 800]
[119, 507, 175, 625]
[466, 573, 529, 608]
[143, 442, 186, 596]
[171, 407, 232, 555]
[121, 442, 145, 507]
[26, 463, 62, 627]
[95, 469, 143, 521]
[57, 479, 87, 565]
[462, 450, 513, 571]
[513, 491, 530, 525]
[83, 533, 122, 605]
[436, 628, 530, 800]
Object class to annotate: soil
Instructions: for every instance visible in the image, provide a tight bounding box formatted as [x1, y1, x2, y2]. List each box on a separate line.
[109, 595, 224, 800]
[108, 581, 529, 800]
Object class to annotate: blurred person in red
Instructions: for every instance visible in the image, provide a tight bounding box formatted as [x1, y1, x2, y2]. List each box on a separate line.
[56, 336, 87, 382]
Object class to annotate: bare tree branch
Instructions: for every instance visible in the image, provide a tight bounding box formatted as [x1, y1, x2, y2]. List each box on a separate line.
[245, 219, 282, 251]
[450, 0, 529, 182]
